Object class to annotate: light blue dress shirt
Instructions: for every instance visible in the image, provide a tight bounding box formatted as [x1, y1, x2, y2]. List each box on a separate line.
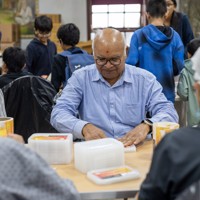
[51, 64, 178, 139]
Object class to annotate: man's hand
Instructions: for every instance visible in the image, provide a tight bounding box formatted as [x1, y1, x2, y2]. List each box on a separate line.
[82, 123, 107, 140]
[118, 123, 150, 147]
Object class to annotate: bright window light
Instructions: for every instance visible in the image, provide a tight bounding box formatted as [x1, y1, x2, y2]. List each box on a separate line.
[108, 4, 124, 12]
[92, 13, 108, 28]
[109, 13, 124, 28]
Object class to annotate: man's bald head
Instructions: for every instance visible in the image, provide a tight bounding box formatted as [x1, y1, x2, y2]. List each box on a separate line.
[93, 28, 126, 56]
[92, 28, 127, 86]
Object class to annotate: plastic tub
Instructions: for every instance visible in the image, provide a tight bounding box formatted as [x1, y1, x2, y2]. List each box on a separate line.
[74, 138, 124, 173]
[28, 133, 73, 164]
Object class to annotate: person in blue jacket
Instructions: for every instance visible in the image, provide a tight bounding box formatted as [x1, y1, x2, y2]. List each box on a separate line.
[126, 0, 184, 103]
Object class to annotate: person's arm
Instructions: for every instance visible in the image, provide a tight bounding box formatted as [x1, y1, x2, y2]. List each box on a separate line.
[25, 44, 34, 73]
[118, 122, 150, 146]
[177, 69, 189, 101]
[182, 14, 194, 47]
[82, 123, 106, 140]
[144, 73, 179, 123]
[126, 32, 139, 66]
[172, 32, 184, 76]
[51, 55, 65, 92]
[120, 72, 178, 146]
[51, 71, 105, 140]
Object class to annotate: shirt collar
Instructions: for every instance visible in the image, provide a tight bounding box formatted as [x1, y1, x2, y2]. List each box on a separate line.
[91, 64, 133, 85]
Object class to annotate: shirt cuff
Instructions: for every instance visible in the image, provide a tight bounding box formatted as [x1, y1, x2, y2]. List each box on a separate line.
[73, 120, 89, 139]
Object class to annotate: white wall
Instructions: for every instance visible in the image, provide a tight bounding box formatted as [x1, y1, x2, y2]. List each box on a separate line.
[39, 0, 88, 41]
[21, 0, 88, 49]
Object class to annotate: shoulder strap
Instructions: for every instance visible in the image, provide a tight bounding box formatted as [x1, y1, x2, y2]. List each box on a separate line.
[59, 49, 94, 73]
[59, 48, 94, 86]
[59, 48, 86, 56]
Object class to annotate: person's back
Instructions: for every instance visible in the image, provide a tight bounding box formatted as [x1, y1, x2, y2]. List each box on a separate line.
[51, 23, 94, 92]
[177, 38, 200, 126]
[0, 47, 31, 89]
[26, 15, 57, 79]
[126, 0, 184, 102]
[0, 137, 80, 200]
[138, 126, 200, 200]
[2, 75, 57, 142]
[138, 44, 200, 200]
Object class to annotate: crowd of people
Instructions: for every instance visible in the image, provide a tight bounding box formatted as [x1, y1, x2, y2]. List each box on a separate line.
[0, 0, 200, 199]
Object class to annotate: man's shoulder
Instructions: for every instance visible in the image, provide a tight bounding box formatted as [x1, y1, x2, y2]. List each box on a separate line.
[73, 64, 96, 75]
[125, 64, 156, 80]
[131, 28, 143, 38]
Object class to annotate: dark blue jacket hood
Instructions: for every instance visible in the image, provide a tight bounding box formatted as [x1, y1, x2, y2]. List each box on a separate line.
[142, 24, 173, 50]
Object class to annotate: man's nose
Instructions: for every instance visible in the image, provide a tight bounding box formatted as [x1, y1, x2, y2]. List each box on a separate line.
[104, 60, 113, 68]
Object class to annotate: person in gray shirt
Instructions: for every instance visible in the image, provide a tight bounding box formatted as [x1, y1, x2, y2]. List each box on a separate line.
[0, 137, 80, 200]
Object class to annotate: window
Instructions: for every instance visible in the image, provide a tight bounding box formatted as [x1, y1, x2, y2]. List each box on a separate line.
[87, 0, 147, 45]
[92, 4, 141, 29]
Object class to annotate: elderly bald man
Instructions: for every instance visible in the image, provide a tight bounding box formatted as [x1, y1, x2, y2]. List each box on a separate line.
[51, 28, 178, 146]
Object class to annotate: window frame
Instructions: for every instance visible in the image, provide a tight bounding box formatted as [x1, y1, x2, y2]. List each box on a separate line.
[87, 0, 147, 40]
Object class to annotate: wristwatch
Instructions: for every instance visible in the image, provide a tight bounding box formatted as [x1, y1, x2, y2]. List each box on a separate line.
[143, 119, 153, 133]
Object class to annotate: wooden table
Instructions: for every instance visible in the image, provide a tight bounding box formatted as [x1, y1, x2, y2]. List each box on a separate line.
[52, 140, 153, 200]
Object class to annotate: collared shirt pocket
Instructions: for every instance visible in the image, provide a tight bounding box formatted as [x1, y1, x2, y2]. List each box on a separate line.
[122, 103, 142, 125]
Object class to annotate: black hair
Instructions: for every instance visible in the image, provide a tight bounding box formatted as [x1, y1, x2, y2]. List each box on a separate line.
[171, 0, 177, 7]
[34, 15, 53, 32]
[146, 0, 167, 18]
[2, 47, 25, 73]
[57, 23, 80, 47]
[187, 38, 200, 56]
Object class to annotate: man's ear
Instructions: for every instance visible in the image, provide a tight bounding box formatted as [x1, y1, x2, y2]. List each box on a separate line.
[34, 28, 38, 35]
[145, 12, 150, 20]
[2, 63, 8, 75]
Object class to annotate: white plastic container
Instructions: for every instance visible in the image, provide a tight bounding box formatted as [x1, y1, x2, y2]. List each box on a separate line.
[28, 133, 73, 164]
[74, 138, 124, 173]
[87, 165, 140, 185]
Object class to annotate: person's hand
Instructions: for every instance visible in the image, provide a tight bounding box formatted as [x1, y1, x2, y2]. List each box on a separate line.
[82, 123, 107, 140]
[7, 133, 25, 144]
[118, 123, 150, 147]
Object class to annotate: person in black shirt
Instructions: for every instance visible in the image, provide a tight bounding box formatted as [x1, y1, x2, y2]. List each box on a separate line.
[0, 47, 31, 89]
[26, 15, 57, 79]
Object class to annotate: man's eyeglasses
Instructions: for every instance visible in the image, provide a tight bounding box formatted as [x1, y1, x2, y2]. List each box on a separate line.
[95, 57, 121, 66]
[36, 31, 51, 37]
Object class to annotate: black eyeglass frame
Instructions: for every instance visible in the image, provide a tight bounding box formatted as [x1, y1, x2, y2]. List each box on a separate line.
[95, 57, 121, 66]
